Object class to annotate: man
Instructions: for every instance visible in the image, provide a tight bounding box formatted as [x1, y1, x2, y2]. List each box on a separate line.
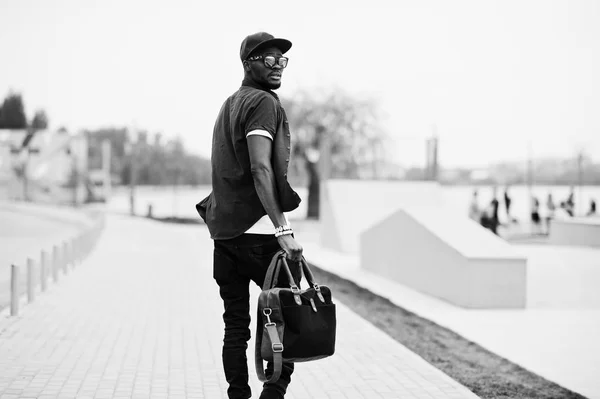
[196, 32, 303, 399]
[566, 187, 575, 216]
[468, 189, 479, 221]
[503, 185, 512, 221]
[488, 186, 500, 235]
[587, 198, 596, 217]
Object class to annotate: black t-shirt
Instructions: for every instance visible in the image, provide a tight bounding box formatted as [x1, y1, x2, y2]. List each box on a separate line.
[196, 82, 299, 240]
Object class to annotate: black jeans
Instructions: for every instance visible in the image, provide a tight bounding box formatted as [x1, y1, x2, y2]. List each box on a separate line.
[213, 234, 300, 399]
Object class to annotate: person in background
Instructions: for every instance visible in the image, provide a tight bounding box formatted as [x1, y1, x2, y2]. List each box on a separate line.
[503, 185, 512, 222]
[490, 186, 500, 234]
[468, 189, 480, 221]
[479, 187, 500, 235]
[555, 201, 571, 220]
[566, 187, 575, 216]
[546, 193, 556, 217]
[479, 202, 493, 232]
[587, 199, 597, 217]
[545, 192, 556, 234]
[531, 196, 541, 234]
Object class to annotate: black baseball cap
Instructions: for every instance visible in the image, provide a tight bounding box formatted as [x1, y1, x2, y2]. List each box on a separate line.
[240, 32, 292, 61]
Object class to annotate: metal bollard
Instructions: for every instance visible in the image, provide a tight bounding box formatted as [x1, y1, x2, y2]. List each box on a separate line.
[77, 235, 83, 263]
[72, 237, 79, 266]
[78, 235, 83, 263]
[75, 238, 80, 262]
[62, 241, 69, 273]
[52, 245, 59, 282]
[72, 238, 78, 269]
[82, 232, 89, 258]
[41, 250, 48, 292]
[68, 239, 74, 269]
[27, 258, 35, 303]
[11, 264, 19, 316]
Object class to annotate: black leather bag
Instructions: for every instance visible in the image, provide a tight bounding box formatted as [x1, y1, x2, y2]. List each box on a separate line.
[255, 250, 337, 383]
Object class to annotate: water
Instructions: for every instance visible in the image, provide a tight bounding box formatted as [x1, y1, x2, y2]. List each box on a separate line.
[107, 183, 600, 224]
[442, 184, 599, 224]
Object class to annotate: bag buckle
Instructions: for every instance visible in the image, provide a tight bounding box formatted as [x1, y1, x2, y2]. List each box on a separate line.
[310, 298, 318, 312]
[263, 308, 274, 325]
[272, 343, 284, 353]
[314, 285, 326, 303]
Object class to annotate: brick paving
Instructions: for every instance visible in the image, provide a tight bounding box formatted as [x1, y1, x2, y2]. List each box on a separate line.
[0, 214, 479, 398]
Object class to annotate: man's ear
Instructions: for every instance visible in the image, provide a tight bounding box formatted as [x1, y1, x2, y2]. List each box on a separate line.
[243, 61, 251, 72]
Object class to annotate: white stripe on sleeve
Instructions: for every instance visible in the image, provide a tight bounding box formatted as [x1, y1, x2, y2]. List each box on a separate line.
[246, 129, 273, 140]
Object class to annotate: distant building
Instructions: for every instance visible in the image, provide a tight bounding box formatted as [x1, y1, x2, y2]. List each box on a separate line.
[470, 169, 491, 182]
[0, 129, 88, 204]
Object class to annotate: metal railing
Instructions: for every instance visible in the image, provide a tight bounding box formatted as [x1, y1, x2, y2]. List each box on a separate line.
[7, 213, 106, 317]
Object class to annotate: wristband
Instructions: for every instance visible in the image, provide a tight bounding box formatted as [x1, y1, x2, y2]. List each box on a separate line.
[274, 224, 293, 237]
[275, 229, 293, 238]
[274, 224, 292, 235]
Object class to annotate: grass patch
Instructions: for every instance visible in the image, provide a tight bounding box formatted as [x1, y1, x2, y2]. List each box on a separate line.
[308, 263, 586, 399]
[149, 215, 203, 225]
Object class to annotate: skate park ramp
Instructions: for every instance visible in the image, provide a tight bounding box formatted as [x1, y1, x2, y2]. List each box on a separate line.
[320, 179, 527, 308]
[360, 205, 527, 308]
[320, 180, 444, 254]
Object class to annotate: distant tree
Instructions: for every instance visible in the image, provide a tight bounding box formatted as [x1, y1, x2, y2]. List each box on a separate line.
[85, 127, 211, 186]
[17, 109, 51, 149]
[85, 127, 129, 179]
[282, 89, 389, 218]
[404, 167, 427, 181]
[0, 92, 27, 129]
[30, 110, 49, 130]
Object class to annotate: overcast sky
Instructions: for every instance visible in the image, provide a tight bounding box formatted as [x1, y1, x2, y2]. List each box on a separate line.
[1, 0, 599, 168]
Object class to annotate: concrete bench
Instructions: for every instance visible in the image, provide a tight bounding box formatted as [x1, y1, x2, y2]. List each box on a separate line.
[360, 206, 527, 309]
[549, 217, 600, 248]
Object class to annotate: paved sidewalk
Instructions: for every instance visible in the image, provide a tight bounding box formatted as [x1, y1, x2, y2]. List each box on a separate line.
[0, 214, 479, 399]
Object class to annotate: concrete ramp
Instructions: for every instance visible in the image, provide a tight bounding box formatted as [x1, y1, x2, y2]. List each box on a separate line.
[360, 206, 527, 308]
[320, 180, 443, 253]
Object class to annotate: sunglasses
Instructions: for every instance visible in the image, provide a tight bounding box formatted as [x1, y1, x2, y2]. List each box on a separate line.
[247, 54, 289, 69]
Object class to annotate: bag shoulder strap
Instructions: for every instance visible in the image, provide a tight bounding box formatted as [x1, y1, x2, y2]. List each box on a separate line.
[256, 251, 286, 383]
[255, 312, 284, 383]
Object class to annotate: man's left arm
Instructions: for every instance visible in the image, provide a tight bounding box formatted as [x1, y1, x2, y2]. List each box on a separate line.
[247, 134, 303, 261]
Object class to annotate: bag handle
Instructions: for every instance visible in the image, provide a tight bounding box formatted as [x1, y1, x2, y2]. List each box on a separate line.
[279, 257, 300, 289]
[284, 257, 328, 302]
[264, 251, 322, 290]
[263, 251, 303, 290]
[262, 250, 285, 290]
[299, 257, 318, 287]
[282, 256, 322, 289]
